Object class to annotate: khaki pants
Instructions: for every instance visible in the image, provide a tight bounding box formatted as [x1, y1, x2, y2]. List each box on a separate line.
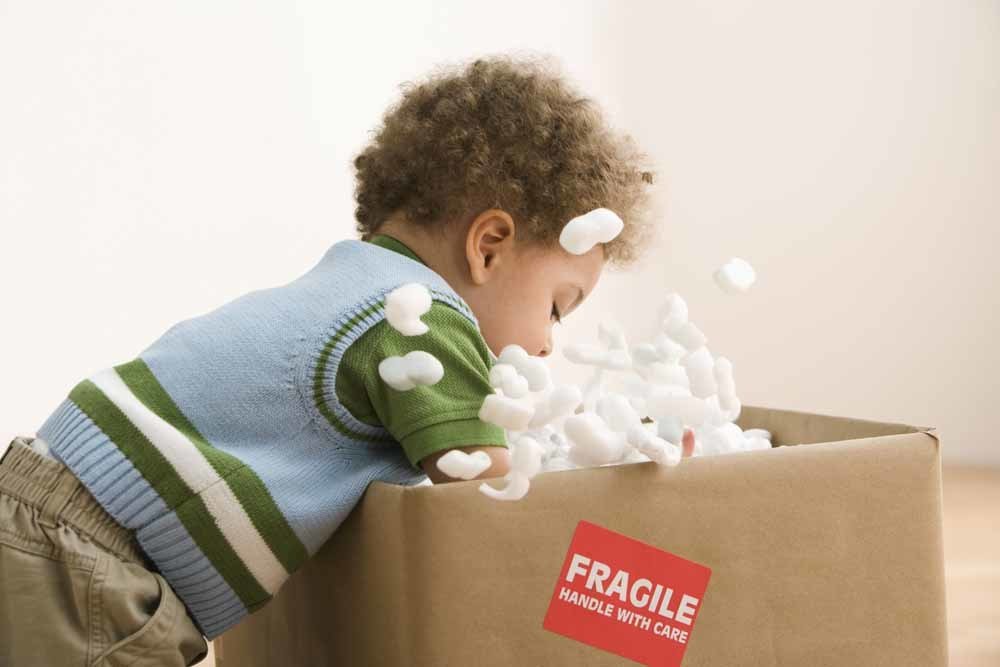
[0, 436, 208, 666]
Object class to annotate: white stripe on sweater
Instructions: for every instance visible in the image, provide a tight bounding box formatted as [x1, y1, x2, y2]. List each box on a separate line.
[90, 367, 289, 594]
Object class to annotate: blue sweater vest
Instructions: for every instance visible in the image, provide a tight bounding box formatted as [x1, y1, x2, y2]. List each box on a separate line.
[36, 239, 479, 639]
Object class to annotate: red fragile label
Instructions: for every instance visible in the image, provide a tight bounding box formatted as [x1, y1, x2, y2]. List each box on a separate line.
[542, 520, 711, 666]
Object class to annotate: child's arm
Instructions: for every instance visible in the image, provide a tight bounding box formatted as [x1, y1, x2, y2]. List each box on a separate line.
[421, 431, 694, 483]
[337, 300, 510, 480]
[418, 445, 511, 484]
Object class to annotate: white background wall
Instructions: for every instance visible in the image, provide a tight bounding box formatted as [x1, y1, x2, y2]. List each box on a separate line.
[2, 1, 997, 465]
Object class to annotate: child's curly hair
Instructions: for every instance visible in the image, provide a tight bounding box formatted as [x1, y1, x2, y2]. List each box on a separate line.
[352, 54, 657, 266]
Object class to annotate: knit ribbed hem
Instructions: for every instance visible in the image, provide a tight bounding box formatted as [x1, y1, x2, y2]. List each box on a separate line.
[37, 398, 168, 530]
[135, 502, 251, 639]
[37, 398, 249, 640]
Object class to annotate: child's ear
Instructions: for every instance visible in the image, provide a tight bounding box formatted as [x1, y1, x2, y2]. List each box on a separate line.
[465, 209, 515, 285]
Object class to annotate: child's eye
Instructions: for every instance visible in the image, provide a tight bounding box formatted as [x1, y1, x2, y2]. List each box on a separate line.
[551, 304, 562, 324]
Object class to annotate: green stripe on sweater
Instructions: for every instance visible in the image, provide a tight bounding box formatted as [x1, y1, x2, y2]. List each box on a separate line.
[113, 358, 309, 575]
[67, 379, 270, 609]
[68, 380, 191, 507]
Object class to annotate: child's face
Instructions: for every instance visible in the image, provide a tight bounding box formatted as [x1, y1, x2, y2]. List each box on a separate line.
[468, 242, 605, 359]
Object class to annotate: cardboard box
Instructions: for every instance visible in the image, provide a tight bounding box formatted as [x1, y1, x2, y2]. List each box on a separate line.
[215, 405, 947, 666]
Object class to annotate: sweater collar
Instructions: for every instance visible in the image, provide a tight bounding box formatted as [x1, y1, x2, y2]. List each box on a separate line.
[366, 234, 426, 265]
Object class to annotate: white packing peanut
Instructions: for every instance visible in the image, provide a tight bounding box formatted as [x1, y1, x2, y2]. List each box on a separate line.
[478, 393, 534, 431]
[638, 362, 690, 388]
[670, 322, 708, 350]
[478, 472, 531, 501]
[498, 344, 551, 392]
[436, 450, 492, 480]
[653, 333, 686, 364]
[489, 363, 530, 399]
[646, 389, 709, 426]
[703, 394, 729, 427]
[378, 351, 444, 391]
[384, 283, 432, 336]
[597, 321, 628, 350]
[631, 343, 660, 367]
[563, 412, 627, 466]
[743, 428, 772, 442]
[713, 356, 737, 398]
[626, 424, 682, 466]
[720, 394, 742, 421]
[681, 347, 718, 398]
[656, 416, 685, 446]
[596, 394, 643, 433]
[659, 293, 689, 333]
[511, 436, 544, 479]
[699, 422, 747, 456]
[528, 385, 583, 428]
[559, 208, 624, 255]
[714, 257, 757, 294]
[564, 344, 631, 371]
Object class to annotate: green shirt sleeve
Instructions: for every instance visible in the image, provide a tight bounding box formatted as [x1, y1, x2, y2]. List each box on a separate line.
[336, 300, 507, 470]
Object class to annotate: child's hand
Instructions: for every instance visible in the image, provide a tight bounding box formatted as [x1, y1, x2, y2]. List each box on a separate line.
[681, 428, 696, 458]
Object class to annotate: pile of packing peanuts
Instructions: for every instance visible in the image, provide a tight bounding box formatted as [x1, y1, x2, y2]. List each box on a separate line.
[378, 208, 766, 501]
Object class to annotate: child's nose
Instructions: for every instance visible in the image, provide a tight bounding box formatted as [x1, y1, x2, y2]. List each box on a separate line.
[538, 331, 553, 357]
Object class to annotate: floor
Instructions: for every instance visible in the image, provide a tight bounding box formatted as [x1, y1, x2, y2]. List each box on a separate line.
[201, 466, 1000, 666]
[941, 467, 1000, 666]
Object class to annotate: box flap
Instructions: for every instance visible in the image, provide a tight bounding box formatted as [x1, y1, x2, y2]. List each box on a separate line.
[737, 404, 938, 447]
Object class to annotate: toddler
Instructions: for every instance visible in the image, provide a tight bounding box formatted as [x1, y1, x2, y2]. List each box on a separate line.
[0, 54, 663, 665]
